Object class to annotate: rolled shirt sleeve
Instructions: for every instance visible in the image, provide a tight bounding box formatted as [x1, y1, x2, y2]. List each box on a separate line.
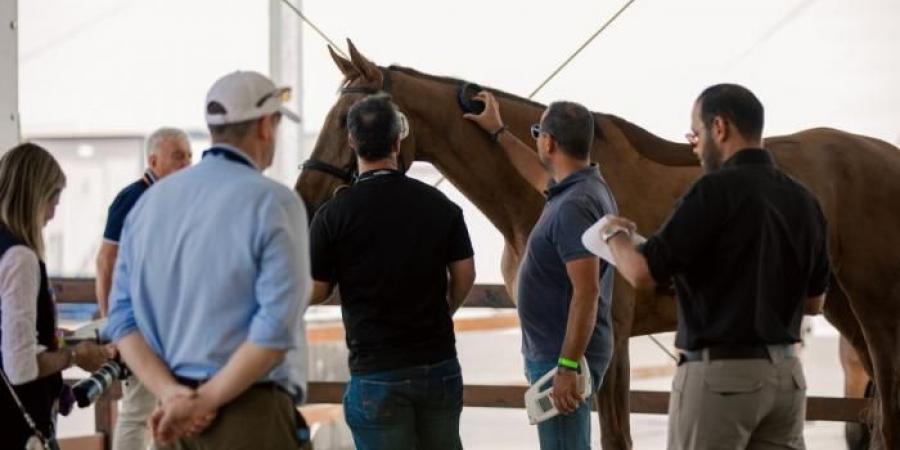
[446, 206, 474, 263]
[0, 246, 42, 385]
[248, 191, 311, 349]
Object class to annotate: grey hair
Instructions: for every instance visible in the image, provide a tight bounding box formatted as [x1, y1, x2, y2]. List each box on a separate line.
[146, 127, 189, 158]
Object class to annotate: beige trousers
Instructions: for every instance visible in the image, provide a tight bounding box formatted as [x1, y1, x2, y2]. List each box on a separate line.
[113, 376, 156, 450]
[667, 346, 807, 450]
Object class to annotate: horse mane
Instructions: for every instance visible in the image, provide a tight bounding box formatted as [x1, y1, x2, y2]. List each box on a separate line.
[387, 65, 698, 167]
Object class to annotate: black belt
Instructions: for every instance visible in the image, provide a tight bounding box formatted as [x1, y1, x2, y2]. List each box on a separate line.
[678, 344, 795, 365]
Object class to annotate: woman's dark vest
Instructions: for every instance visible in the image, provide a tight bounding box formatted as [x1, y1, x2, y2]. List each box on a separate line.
[0, 226, 62, 443]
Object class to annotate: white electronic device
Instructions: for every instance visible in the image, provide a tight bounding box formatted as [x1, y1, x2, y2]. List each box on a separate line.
[524, 356, 592, 425]
[581, 216, 646, 267]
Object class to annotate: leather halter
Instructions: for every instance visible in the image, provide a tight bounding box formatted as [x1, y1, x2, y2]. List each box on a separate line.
[300, 68, 397, 185]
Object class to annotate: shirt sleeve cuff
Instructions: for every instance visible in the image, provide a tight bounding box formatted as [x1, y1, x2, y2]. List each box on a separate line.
[248, 315, 295, 350]
[104, 317, 138, 343]
[639, 238, 673, 285]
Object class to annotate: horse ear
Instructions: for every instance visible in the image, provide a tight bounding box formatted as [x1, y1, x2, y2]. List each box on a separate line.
[329, 45, 359, 79]
[347, 39, 382, 84]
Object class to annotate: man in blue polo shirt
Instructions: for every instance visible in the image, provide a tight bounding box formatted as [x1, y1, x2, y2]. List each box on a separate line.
[466, 92, 617, 450]
[95, 127, 191, 450]
[104, 71, 310, 448]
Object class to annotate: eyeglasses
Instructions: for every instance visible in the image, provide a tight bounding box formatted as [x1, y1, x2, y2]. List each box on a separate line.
[530, 123, 551, 140]
[685, 131, 700, 147]
[255, 87, 292, 108]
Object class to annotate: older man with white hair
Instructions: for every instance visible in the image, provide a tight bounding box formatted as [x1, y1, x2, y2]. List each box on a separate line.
[95, 127, 192, 450]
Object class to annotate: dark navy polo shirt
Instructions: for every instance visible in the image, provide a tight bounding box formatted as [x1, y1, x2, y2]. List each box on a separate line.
[102, 170, 157, 243]
[516, 165, 618, 370]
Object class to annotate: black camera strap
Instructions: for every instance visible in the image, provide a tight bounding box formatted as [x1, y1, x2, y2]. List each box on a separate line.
[0, 367, 52, 448]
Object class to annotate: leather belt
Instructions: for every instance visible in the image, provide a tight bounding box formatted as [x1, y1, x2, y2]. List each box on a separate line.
[678, 344, 796, 365]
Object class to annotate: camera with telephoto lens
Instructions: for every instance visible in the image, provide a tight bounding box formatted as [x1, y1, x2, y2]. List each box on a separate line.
[72, 359, 130, 407]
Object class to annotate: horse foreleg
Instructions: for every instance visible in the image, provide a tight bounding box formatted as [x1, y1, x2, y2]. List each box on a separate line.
[597, 336, 633, 450]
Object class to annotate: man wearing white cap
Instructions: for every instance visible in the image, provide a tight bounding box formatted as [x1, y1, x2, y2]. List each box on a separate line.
[104, 71, 311, 448]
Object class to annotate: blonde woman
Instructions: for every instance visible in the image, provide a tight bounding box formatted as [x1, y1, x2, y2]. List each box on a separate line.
[0, 143, 112, 449]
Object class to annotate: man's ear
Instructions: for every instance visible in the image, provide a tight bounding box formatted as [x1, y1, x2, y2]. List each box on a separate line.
[148, 153, 158, 170]
[712, 116, 729, 143]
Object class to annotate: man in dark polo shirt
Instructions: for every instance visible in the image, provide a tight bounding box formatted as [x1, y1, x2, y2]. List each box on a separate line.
[465, 92, 617, 450]
[602, 84, 830, 449]
[309, 95, 476, 450]
[94, 127, 191, 450]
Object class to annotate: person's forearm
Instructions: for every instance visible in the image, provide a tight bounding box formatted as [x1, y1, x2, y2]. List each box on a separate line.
[36, 349, 72, 378]
[608, 234, 656, 290]
[447, 276, 474, 314]
[95, 255, 114, 317]
[495, 130, 550, 192]
[117, 331, 181, 400]
[559, 288, 600, 363]
[196, 341, 285, 410]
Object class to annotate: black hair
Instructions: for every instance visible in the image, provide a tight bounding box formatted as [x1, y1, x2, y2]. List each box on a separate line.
[697, 84, 764, 141]
[347, 94, 400, 161]
[542, 101, 594, 160]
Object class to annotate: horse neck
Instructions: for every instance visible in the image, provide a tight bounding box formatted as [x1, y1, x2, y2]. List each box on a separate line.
[592, 114, 701, 230]
[390, 70, 545, 252]
[597, 114, 698, 167]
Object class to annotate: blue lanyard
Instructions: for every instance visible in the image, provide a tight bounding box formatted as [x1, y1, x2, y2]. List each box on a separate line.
[202, 147, 255, 169]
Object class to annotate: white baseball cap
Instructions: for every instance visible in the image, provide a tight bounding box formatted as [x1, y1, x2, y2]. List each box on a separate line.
[204, 71, 300, 126]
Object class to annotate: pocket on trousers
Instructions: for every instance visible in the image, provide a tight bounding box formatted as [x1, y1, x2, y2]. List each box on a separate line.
[790, 363, 807, 390]
[442, 373, 464, 408]
[672, 366, 688, 393]
[704, 371, 763, 395]
[358, 379, 410, 424]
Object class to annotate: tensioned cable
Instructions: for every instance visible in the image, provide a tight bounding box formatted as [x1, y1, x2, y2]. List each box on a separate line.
[280, 0, 348, 59]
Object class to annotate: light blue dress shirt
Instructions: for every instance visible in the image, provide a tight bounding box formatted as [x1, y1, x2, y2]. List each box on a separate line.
[104, 144, 311, 397]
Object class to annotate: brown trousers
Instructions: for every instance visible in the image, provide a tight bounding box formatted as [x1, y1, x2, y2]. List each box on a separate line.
[667, 345, 807, 450]
[153, 384, 300, 450]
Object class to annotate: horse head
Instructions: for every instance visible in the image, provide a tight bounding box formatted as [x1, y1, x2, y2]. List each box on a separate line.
[295, 40, 419, 217]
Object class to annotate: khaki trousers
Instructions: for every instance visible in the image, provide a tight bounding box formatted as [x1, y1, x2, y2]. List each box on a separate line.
[152, 384, 300, 450]
[113, 376, 156, 450]
[667, 346, 806, 450]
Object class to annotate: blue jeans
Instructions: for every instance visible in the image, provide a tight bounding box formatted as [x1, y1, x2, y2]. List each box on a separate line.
[525, 359, 604, 450]
[343, 358, 463, 450]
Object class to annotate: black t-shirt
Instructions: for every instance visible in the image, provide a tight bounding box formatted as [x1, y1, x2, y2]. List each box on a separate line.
[309, 169, 474, 374]
[640, 149, 831, 350]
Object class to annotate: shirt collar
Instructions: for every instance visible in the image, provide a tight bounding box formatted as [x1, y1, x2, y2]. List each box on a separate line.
[545, 164, 601, 198]
[143, 169, 158, 186]
[722, 148, 775, 169]
[203, 144, 260, 171]
[356, 168, 402, 183]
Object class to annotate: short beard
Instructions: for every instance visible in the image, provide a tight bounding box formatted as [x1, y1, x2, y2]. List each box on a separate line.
[701, 134, 723, 173]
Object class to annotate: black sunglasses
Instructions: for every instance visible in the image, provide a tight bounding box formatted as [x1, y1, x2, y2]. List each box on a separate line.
[530, 123, 550, 140]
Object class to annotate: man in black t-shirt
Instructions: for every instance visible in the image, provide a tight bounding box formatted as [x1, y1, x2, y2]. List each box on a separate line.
[309, 95, 475, 450]
[600, 84, 830, 449]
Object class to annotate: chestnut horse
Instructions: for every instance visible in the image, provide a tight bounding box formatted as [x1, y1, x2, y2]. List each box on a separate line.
[295, 41, 900, 449]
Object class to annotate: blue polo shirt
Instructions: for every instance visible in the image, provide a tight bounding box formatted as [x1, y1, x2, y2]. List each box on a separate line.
[516, 165, 618, 371]
[104, 145, 311, 395]
[102, 170, 157, 244]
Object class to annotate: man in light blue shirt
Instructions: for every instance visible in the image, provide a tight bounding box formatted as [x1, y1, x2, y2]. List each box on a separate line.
[105, 71, 311, 449]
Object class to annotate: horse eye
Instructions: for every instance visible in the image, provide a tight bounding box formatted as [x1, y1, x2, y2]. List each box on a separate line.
[339, 114, 348, 129]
